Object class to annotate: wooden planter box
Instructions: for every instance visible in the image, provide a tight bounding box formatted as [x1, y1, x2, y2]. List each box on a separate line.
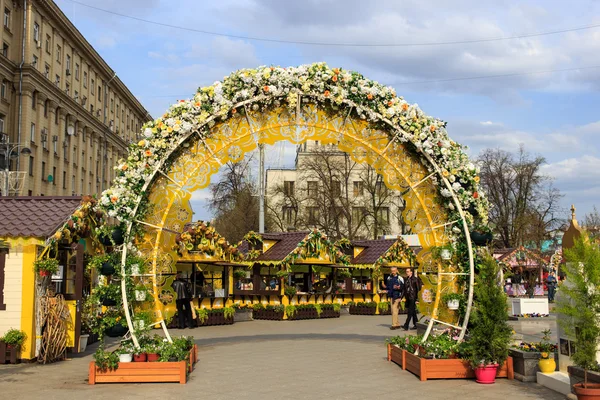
[197, 312, 234, 327]
[233, 310, 253, 322]
[0, 341, 20, 364]
[89, 345, 198, 385]
[253, 309, 284, 320]
[388, 344, 514, 382]
[349, 305, 377, 315]
[509, 348, 558, 382]
[320, 309, 340, 319]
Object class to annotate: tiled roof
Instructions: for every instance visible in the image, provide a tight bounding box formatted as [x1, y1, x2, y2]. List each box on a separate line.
[255, 231, 309, 262]
[351, 239, 397, 265]
[0, 196, 82, 238]
[351, 239, 421, 265]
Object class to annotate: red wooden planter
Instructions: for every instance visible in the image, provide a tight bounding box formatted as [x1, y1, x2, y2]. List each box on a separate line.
[89, 345, 198, 385]
[387, 344, 514, 382]
[0, 342, 20, 364]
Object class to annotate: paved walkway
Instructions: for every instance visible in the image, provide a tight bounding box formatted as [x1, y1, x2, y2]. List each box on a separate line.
[0, 315, 565, 400]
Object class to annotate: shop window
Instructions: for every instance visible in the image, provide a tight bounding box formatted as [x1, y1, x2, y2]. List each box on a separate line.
[193, 268, 223, 298]
[258, 266, 280, 293]
[352, 270, 372, 292]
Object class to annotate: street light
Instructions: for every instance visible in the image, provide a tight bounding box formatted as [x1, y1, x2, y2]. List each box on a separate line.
[1, 139, 32, 196]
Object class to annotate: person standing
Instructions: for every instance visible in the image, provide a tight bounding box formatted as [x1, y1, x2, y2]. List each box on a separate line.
[546, 271, 557, 303]
[172, 272, 194, 329]
[403, 268, 423, 331]
[382, 267, 404, 330]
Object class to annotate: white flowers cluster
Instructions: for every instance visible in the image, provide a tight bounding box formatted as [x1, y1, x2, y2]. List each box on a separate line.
[99, 63, 488, 231]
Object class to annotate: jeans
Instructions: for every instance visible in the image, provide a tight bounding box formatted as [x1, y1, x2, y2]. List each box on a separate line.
[548, 286, 556, 302]
[176, 299, 195, 328]
[404, 298, 418, 328]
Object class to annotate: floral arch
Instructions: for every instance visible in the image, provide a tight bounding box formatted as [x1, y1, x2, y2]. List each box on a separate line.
[99, 63, 488, 346]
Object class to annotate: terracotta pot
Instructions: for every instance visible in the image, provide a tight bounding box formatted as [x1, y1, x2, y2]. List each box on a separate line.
[146, 353, 159, 362]
[133, 353, 147, 362]
[474, 364, 499, 384]
[573, 383, 600, 400]
[39, 270, 50, 277]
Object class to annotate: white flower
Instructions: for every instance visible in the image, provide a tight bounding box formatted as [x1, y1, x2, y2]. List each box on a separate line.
[143, 128, 153, 138]
[441, 188, 452, 197]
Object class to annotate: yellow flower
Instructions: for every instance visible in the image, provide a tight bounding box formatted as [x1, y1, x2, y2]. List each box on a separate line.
[541, 352, 549, 359]
[442, 170, 449, 177]
[474, 176, 480, 183]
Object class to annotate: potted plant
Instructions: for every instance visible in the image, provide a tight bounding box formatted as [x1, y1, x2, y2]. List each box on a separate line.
[337, 268, 352, 279]
[88, 254, 117, 276]
[470, 226, 494, 247]
[93, 347, 120, 372]
[144, 342, 160, 362]
[537, 329, 557, 373]
[442, 292, 464, 311]
[467, 254, 512, 384]
[233, 268, 247, 281]
[33, 258, 59, 277]
[557, 234, 600, 399]
[133, 345, 147, 362]
[1, 328, 26, 349]
[116, 344, 133, 363]
[134, 284, 148, 302]
[284, 285, 297, 298]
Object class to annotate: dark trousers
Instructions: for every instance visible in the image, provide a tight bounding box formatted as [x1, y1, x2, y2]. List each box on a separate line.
[176, 299, 194, 328]
[548, 286, 556, 302]
[403, 298, 418, 328]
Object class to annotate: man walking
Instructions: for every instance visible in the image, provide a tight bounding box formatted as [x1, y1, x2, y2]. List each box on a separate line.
[546, 271, 557, 303]
[403, 268, 423, 331]
[383, 267, 404, 330]
[172, 272, 195, 329]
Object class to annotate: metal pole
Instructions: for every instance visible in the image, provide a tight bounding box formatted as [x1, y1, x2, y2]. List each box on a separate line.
[259, 143, 265, 233]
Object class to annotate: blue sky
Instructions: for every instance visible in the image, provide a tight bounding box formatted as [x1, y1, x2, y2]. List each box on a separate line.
[56, 0, 600, 221]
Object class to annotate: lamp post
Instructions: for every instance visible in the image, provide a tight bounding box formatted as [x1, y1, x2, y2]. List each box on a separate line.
[1, 134, 31, 196]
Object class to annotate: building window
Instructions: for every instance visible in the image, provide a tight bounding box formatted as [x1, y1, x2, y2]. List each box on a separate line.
[378, 207, 390, 225]
[98, 86, 102, 101]
[91, 79, 95, 95]
[30, 122, 35, 142]
[0, 80, 6, 99]
[53, 137, 57, 154]
[41, 161, 46, 181]
[283, 180, 295, 196]
[32, 55, 38, 68]
[65, 82, 70, 95]
[282, 206, 295, 225]
[33, 22, 40, 42]
[45, 34, 51, 54]
[75, 63, 79, 80]
[307, 181, 317, 197]
[72, 175, 75, 192]
[352, 207, 366, 226]
[308, 207, 319, 225]
[110, 98, 114, 112]
[83, 71, 87, 88]
[2, 42, 8, 58]
[376, 181, 388, 197]
[353, 181, 364, 197]
[63, 141, 68, 160]
[56, 45, 61, 63]
[331, 180, 341, 198]
[28, 156, 34, 176]
[55, 74, 60, 87]
[62, 171, 66, 189]
[52, 166, 56, 185]
[44, 64, 50, 78]
[42, 130, 47, 149]
[74, 90, 78, 102]
[0, 115, 4, 133]
[66, 54, 71, 72]
[90, 104, 94, 114]
[3, 8, 10, 29]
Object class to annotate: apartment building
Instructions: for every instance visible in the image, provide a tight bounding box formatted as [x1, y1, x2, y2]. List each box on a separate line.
[266, 140, 409, 239]
[0, 0, 151, 196]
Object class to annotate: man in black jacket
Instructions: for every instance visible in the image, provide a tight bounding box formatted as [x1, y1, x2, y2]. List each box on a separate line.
[403, 268, 423, 331]
[172, 272, 194, 329]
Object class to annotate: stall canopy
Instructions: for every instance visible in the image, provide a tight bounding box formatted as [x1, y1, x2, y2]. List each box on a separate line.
[350, 236, 421, 269]
[493, 246, 549, 271]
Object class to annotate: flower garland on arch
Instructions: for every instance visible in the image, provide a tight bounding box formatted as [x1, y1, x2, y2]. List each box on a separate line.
[99, 63, 489, 236]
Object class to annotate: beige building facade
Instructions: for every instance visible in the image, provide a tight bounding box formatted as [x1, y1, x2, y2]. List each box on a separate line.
[266, 140, 409, 239]
[0, 0, 151, 196]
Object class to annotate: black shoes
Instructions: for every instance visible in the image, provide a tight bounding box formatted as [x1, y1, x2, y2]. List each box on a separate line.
[390, 326, 400, 330]
[411, 326, 418, 330]
[402, 326, 409, 331]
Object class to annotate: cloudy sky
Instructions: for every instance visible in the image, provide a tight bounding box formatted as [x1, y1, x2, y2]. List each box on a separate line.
[57, 0, 600, 220]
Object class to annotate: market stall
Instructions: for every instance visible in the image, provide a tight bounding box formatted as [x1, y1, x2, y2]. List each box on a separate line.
[494, 247, 549, 298]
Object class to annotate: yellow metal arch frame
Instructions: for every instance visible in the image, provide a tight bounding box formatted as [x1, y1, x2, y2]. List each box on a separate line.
[120, 96, 475, 347]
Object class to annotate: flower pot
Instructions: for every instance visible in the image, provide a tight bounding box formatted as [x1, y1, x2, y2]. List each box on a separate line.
[440, 249, 452, 260]
[111, 227, 125, 245]
[146, 353, 159, 362]
[100, 262, 116, 276]
[134, 290, 147, 301]
[102, 297, 117, 307]
[39, 270, 50, 277]
[470, 231, 493, 247]
[105, 323, 127, 337]
[133, 320, 145, 330]
[538, 358, 556, 373]
[131, 264, 141, 276]
[99, 233, 113, 246]
[474, 364, 499, 384]
[79, 334, 89, 352]
[119, 353, 133, 363]
[447, 299, 460, 310]
[133, 353, 147, 362]
[574, 383, 600, 400]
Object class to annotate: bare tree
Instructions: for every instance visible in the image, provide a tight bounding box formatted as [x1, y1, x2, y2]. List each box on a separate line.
[583, 206, 600, 229]
[208, 156, 258, 243]
[478, 145, 563, 248]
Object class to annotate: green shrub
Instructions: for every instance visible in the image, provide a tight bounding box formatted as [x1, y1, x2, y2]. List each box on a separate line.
[33, 258, 59, 274]
[1, 328, 26, 347]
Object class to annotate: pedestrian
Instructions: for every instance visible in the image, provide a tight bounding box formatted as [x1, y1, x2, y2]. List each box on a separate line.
[546, 271, 557, 303]
[172, 272, 195, 329]
[403, 268, 423, 331]
[382, 267, 404, 330]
